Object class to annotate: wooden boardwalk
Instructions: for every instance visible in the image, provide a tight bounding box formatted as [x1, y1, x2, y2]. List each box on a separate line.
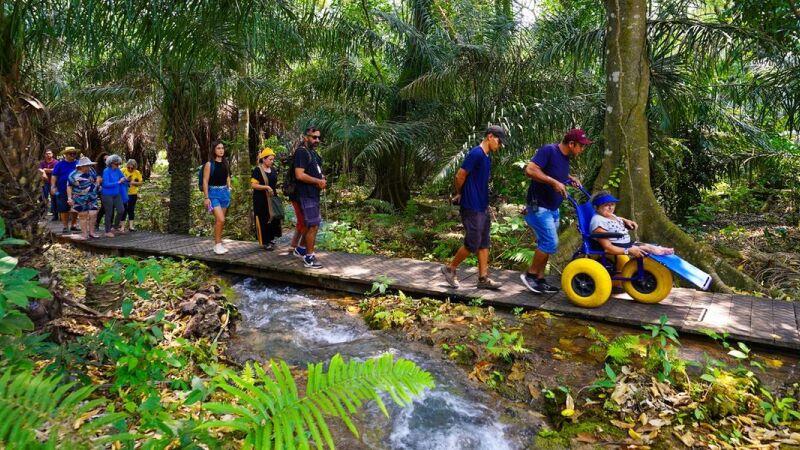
[47, 222, 800, 351]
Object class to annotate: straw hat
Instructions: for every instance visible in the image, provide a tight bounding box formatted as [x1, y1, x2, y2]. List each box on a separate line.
[75, 156, 96, 167]
[61, 146, 79, 155]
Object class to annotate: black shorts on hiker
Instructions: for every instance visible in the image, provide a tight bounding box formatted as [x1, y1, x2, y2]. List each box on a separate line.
[55, 192, 70, 213]
[460, 208, 491, 252]
[300, 196, 322, 227]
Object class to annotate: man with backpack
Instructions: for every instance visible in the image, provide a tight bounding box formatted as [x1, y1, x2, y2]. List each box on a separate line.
[286, 127, 326, 269]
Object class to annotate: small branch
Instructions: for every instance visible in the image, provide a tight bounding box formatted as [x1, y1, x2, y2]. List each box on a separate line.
[62, 297, 104, 316]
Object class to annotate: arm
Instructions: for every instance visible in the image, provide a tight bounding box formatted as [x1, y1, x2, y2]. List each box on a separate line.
[295, 167, 326, 189]
[66, 184, 73, 205]
[203, 163, 211, 208]
[450, 168, 468, 203]
[524, 162, 566, 197]
[594, 226, 644, 257]
[616, 215, 638, 230]
[130, 174, 142, 186]
[250, 176, 273, 192]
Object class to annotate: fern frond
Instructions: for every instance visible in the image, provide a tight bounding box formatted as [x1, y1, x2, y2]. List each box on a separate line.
[0, 368, 131, 449]
[201, 353, 434, 449]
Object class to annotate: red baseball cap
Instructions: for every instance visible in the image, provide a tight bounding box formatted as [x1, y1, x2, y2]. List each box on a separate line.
[564, 128, 593, 145]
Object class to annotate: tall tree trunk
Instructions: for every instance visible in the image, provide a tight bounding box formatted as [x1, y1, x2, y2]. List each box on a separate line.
[0, 80, 47, 253]
[165, 91, 195, 234]
[583, 0, 756, 292]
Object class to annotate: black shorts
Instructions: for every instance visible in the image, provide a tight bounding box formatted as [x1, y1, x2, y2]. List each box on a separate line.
[55, 192, 70, 213]
[460, 208, 491, 252]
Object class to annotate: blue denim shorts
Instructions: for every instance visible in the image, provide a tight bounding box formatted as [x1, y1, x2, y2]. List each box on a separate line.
[525, 207, 560, 254]
[208, 186, 231, 209]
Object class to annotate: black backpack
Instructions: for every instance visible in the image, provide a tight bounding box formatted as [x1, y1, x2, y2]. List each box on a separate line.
[197, 162, 217, 192]
[282, 150, 298, 198]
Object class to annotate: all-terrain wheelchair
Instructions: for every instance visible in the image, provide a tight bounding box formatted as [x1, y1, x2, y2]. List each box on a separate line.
[560, 184, 711, 308]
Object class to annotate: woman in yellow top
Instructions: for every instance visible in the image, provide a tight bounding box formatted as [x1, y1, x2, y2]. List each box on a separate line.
[121, 159, 143, 231]
[251, 147, 282, 251]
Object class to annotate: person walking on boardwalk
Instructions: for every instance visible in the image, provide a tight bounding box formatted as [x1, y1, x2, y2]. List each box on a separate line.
[100, 154, 128, 237]
[66, 157, 100, 240]
[94, 152, 109, 229]
[291, 127, 325, 269]
[251, 147, 282, 251]
[39, 149, 57, 221]
[51, 147, 80, 234]
[440, 125, 507, 290]
[520, 128, 591, 294]
[120, 159, 143, 232]
[202, 140, 232, 255]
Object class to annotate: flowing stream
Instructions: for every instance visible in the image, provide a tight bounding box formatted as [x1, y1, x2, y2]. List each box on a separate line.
[227, 278, 541, 450]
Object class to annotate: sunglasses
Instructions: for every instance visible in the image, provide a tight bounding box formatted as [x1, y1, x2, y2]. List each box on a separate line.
[306, 135, 321, 141]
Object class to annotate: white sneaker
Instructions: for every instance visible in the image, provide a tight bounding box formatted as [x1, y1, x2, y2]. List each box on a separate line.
[213, 243, 228, 254]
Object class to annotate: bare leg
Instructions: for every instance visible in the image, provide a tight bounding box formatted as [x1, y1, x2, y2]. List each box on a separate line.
[60, 211, 69, 229]
[291, 229, 306, 248]
[477, 248, 489, 278]
[305, 225, 319, 254]
[71, 211, 78, 227]
[527, 249, 551, 278]
[637, 243, 673, 255]
[213, 207, 226, 244]
[448, 246, 471, 270]
[88, 211, 99, 237]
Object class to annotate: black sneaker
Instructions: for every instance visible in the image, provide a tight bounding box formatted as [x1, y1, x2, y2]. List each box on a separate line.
[303, 254, 323, 269]
[520, 272, 542, 294]
[61, 227, 71, 235]
[536, 278, 560, 294]
[70, 226, 80, 232]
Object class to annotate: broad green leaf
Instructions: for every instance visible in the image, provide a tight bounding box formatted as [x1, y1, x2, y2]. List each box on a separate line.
[0, 256, 18, 274]
[121, 298, 134, 318]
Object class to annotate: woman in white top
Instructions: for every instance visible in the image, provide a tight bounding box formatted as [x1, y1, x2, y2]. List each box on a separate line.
[589, 191, 673, 258]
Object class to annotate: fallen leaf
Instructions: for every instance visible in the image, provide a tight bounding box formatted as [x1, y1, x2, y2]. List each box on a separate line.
[561, 408, 575, 417]
[628, 428, 642, 440]
[675, 431, 695, 447]
[638, 412, 648, 426]
[611, 419, 634, 429]
[576, 432, 597, 443]
[508, 362, 526, 381]
[527, 383, 540, 400]
[763, 358, 783, 368]
[565, 393, 575, 411]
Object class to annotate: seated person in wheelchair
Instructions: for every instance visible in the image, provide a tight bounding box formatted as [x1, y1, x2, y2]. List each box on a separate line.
[589, 191, 674, 258]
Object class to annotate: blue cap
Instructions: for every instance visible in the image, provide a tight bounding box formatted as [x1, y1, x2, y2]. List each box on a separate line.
[592, 194, 620, 206]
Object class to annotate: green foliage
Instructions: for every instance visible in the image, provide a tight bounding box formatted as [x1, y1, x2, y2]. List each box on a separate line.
[759, 389, 800, 425]
[366, 275, 394, 296]
[199, 353, 434, 449]
[363, 199, 395, 214]
[317, 221, 374, 254]
[0, 368, 133, 449]
[588, 364, 617, 390]
[641, 315, 681, 382]
[477, 327, 529, 362]
[605, 335, 644, 365]
[0, 218, 50, 337]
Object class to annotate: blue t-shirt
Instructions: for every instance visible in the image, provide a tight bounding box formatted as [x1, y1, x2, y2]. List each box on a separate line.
[101, 167, 125, 196]
[294, 146, 323, 200]
[52, 160, 77, 193]
[527, 143, 570, 210]
[460, 146, 492, 212]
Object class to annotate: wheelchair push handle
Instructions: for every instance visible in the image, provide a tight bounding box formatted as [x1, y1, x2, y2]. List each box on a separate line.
[563, 179, 591, 201]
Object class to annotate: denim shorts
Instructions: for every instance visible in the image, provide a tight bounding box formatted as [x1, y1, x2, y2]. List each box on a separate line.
[208, 186, 231, 209]
[525, 207, 560, 254]
[460, 208, 491, 252]
[299, 196, 322, 227]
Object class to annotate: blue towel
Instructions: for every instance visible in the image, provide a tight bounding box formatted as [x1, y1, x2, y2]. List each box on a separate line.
[649, 254, 712, 290]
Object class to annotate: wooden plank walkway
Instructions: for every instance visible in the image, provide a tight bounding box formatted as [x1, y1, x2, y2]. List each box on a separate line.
[46, 222, 800, 351]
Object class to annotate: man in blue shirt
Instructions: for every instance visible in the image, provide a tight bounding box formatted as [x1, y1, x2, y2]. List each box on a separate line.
[521, 128, 591, 294]
[51, 147, 79, 234]
[441, 125, 507, 290]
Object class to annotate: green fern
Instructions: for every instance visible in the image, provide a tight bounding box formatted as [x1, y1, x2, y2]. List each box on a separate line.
[0, 368, 133, 449]
[199, 353, 435, 449]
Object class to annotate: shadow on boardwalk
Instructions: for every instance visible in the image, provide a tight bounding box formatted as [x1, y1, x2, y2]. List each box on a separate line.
[45, 222, 800, 351]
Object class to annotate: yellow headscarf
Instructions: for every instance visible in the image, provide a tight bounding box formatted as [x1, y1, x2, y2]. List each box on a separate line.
[258, 147, 275, 160]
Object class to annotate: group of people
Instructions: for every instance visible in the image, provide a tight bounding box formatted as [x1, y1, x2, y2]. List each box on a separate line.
[43, 125, 671, 285]
[202, 128, 326, 269]
[42, 147, 142, 240]
[440, 126, 672, 294]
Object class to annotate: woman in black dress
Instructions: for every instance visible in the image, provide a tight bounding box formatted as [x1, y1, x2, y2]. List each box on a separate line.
[251, 147, 282, 250]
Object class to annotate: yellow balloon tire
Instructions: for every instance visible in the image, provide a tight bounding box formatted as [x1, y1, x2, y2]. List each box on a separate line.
[561, 258, 613, 308]
[620, 258, 673, 304]
[612, 255, 630, 288]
